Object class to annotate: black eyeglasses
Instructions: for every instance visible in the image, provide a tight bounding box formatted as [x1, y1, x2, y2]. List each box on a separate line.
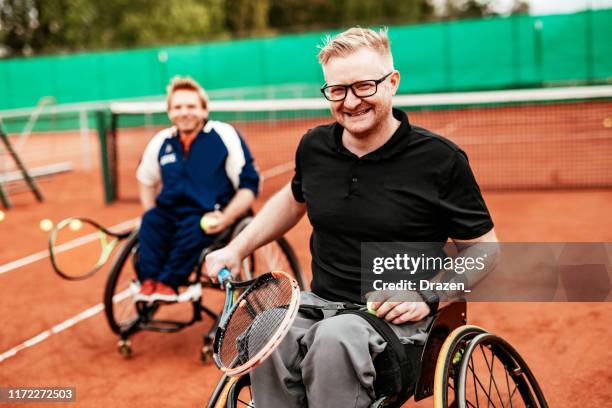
[320, 72, 393, 102]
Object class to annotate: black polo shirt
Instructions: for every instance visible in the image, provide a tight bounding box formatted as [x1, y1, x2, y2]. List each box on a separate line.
[291, 108, 494, 303]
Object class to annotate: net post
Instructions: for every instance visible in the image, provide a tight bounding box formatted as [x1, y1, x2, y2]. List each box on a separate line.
[0, 122, 44, 203]
[0, 179, 10, 209]
[110, 112, 119, 201]
[79, 109, 92, 170]
[96, 110, 115, 204]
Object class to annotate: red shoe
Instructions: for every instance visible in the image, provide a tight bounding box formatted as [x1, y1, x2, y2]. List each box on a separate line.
[135, 279, 157, 302]
[151, 282, 178, 303]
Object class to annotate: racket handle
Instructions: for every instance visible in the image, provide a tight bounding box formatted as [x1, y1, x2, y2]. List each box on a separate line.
[218, 268, 231, 284]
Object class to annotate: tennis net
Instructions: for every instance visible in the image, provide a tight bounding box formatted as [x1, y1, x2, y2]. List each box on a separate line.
[103, 85, 612, 203]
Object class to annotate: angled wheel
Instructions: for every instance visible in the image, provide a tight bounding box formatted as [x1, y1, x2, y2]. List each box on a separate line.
[225, 375, 253, 408]
[103, 231, 157, 335]
[434, 325, 488, 408]
[207, 375, 253, 408]
[231, 218, 307, 289]
[247, 236, 306, 289]
[457, 333, 548, 408]
[206, 375, 232, 408]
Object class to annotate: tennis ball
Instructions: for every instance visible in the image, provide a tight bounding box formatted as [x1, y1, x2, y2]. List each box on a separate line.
[0, 210, 4, 222]
[69, 219, 82, 231]
[366, 301, 377, 315]
[603, 118, 612, 128]
[40, 218, 54, 232]
[200, 214, 220, 233]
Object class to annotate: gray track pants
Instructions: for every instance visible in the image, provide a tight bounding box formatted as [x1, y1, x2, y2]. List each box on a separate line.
[250, 292, 432, 408]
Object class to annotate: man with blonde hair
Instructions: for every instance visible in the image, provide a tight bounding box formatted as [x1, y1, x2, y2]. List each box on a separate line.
[207, 27, 496, 406]
[136, 76, 259, 302]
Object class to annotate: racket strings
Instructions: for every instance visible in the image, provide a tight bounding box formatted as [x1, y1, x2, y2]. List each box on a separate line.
[219, 276, 294, 369]
[50, 218, 112, 279]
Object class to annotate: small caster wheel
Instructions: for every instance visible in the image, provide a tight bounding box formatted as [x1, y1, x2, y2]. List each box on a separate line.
[118, 339, 132, 358]
[200, 344, 213, 363]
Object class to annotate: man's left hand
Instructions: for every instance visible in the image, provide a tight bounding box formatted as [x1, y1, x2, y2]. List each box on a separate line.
[368, 293, 430, 324]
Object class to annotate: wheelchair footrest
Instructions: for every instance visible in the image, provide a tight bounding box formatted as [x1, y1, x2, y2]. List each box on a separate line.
[177, 283, 202, 302]
[140, 319, 193, 333]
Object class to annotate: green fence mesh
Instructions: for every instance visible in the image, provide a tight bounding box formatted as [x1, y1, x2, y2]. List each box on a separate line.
[1, 9, 611, 113]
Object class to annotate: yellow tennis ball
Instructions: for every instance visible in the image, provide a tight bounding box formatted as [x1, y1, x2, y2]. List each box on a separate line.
[366, 301, 377, 315]
[40, 218, 54, 232]
[603, 118, 612, 128]
[0, 210, 5, 222]
[200, 214, 219, 232]
[69, 219, 82, 231]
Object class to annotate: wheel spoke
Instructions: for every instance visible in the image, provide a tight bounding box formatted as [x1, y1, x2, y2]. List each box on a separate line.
[469, 356, 480, 408]
[468, 357, 499, 408]
[504, 360, 514, 408]
[237, 397, 251, 407]
[466, 399, 479, 408]
[480, 344, 505, 408]
[483, 346, 493, 408]
[508, 383, 519, 404]
[448, 381, 456, 406]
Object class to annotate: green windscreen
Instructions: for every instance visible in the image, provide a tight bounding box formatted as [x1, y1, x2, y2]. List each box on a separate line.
[1, 9, 612, 111]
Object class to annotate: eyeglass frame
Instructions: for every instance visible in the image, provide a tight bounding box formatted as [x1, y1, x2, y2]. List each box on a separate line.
[320, 71, 394, 102]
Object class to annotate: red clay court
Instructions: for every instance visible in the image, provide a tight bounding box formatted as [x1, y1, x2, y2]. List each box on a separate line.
[1, 99, 612, 406]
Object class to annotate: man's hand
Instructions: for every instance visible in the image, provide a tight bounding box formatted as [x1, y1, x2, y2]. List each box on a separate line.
[201, 210, 231, 234]
[205, 245, 243, 283]
[368, 292, 430, 324]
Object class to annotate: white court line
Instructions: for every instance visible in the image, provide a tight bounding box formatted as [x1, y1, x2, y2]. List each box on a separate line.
[262, 162, 294, 179]
[0, 289, 131, 363]
[0, 218, 139, 276]
[0, 161, 293, 277]
[0, 161, 295, 364]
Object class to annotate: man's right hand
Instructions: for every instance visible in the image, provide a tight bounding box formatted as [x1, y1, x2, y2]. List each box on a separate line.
[205, 245, 243, 283]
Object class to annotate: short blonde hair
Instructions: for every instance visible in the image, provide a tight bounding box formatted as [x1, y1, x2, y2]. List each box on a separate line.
[318, 27, 394, 68]
[166, 76, 209, 110]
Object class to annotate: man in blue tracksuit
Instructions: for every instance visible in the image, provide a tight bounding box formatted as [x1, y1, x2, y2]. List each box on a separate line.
[135, 76, 260, 303]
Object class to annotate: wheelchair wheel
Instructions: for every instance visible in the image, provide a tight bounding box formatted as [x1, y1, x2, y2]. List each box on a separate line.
[207, 375, 253, 408]
[103, 231, 157, 335]
[246, 237, 306, 289]
[225, 375, 253, 408]
[231, 219, 306, 289]
[456, 333, 548, 408]
[434, 325, 488, 408]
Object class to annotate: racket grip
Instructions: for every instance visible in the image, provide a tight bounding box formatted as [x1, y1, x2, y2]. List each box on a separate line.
[218, 268, 231, 284]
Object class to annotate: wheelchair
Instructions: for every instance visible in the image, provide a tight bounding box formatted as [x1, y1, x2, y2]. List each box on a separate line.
[102, 214, 307, 359]
[205, 302, 548, 408]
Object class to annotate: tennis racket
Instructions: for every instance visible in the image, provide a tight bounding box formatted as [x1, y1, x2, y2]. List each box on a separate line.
[213, 268, 300, 377]
[49, 217, 133, 280]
